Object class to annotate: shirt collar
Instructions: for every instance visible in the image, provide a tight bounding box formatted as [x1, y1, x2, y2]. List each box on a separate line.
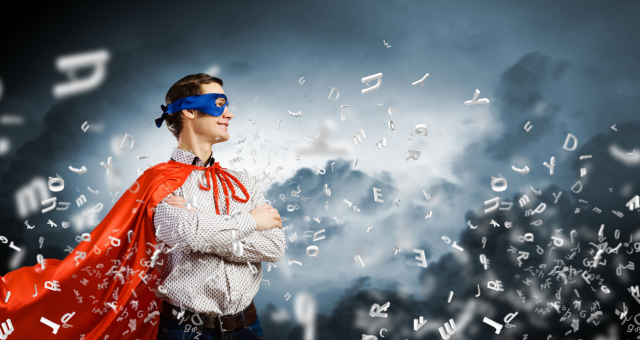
[170, 147, 215, 167]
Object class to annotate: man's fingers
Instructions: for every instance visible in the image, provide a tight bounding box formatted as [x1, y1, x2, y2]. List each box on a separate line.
[167, 197, 187, 205]
[165, 196, 190, 210]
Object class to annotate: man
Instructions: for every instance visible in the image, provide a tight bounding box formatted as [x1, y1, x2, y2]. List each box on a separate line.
[0, 73, 283, 340]
[153, 73, 286, 339]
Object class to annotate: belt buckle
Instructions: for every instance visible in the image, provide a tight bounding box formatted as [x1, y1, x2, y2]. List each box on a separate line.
[217, 314, 231, 332]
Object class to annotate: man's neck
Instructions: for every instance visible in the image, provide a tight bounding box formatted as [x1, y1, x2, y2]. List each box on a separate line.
[177, 140, 213, 165]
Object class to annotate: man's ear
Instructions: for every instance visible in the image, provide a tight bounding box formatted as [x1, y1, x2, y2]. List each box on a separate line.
[181, 109, 196, 120]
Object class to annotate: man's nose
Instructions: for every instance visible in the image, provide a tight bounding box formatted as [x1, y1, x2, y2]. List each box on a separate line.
[223, 106, 233, 119]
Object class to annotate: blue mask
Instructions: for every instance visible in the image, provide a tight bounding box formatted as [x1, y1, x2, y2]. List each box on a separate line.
[156, 93, 228, 128]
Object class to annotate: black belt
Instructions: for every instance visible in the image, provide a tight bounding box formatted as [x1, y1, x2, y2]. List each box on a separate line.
[160, 299, 257, 332]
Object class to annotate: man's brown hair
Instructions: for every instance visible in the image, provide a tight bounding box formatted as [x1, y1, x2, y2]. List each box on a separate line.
[164, 73, 223, 140]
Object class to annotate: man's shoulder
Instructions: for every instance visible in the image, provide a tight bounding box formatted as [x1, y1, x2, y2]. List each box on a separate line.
[145, 161, 176, 174]
[137, 161, 191, 193]
[225, 168, 253, 184]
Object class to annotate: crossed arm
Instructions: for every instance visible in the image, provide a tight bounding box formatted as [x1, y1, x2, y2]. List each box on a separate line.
[152, 174, 286, 264]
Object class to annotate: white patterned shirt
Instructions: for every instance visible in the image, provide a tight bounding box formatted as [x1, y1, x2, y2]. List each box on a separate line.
[151, 147, 286, 315]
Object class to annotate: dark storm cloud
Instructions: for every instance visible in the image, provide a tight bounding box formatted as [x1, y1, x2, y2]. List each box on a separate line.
[0, 115, 44, 175]
[486, 52, 571, 161]
[449, 51, 579, 197]
[566, 121, 640, 199]
[260, 158, 399, 260]
[258, 122, 640, 340]
[423, 177, 464, 209]
[259, 159, 460, 265]
[264, 158, 398, 219]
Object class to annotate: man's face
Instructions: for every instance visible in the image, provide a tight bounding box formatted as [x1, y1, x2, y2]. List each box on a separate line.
[190, 82, 233, 144]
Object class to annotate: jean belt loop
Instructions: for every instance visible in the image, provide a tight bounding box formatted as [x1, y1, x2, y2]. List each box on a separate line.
[241, 310, 247, 328]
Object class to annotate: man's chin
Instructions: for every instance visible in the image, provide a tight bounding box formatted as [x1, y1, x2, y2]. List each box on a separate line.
[213, 135, 229, 143]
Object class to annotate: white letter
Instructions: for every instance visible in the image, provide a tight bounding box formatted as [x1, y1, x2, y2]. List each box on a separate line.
[563, 133, 578, 151]
[361, 73, 383, 94]
[482, 317, 503, 334]
[373, 188, 384, 203]
[413, 249, 427, 268]
[405, 149, 421, 161]
[570, 180, 583, 194]
[53, 50, 110, 98]
[328, 87, 340, 101]
[120, 133, 135, 150]
[464, 89, 489, 105]
[40, 317, 61, 334]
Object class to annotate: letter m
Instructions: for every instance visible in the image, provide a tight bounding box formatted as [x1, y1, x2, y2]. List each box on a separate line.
[352, 129, 366, 145]
[14, 177, 50, 218]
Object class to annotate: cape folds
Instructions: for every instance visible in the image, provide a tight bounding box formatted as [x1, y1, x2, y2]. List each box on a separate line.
[0, 159, 249, 339]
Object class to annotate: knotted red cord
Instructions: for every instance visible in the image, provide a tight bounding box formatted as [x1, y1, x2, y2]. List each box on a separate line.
[197, 162, 250, 215]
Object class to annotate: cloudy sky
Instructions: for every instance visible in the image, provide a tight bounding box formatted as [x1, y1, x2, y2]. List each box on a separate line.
[1, 1, 640, 339]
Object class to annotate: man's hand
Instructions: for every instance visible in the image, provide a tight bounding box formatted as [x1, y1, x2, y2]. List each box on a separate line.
[249, 204, 282, 230]
[162, 194, 197, 213]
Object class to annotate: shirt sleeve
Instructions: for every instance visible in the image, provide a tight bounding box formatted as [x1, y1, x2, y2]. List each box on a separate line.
[153, 188, 257, 254]
[213, 173, 286, 264]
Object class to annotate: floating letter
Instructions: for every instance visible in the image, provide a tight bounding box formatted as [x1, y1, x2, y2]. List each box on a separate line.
[563, 133, 578, 151]
[413, 249, 427, 268]
[369, 302, 390, 318]
[570, 180, 583, 194]
[373, 188, 384, 203]
[120, 133, 135, 150]
[353, 129, 366, 145]
[361, 73, 383, 94]
[405, 149, 421, 161]
[328, 87, 340, 101]
[464, 89, 489, 105]
[414, 124, 428, 136]
[482, 317, 503, 334]
[53, 50, 110, 98]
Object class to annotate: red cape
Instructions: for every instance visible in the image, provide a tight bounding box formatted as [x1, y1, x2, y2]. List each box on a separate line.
[0, 160, 212, 339]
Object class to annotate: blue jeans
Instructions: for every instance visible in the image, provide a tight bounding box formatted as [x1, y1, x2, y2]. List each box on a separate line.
[157, 313, 264, 340]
